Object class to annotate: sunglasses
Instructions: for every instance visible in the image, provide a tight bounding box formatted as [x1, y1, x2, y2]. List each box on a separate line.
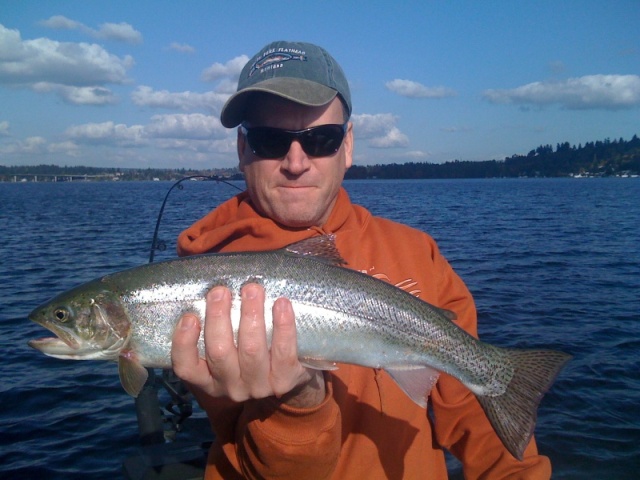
[240, 123, 348, 159]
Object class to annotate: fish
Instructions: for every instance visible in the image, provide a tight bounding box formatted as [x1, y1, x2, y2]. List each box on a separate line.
[28, 235, 571, 460]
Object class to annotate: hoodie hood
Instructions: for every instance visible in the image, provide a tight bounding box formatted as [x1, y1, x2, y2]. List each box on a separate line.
[177, 187, 361, 256]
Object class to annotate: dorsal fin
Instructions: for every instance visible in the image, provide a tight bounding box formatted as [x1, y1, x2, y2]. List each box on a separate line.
[283, 235, 347, 266]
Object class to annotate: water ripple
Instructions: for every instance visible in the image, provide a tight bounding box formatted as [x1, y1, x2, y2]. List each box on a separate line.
[2, 178, 639, 479]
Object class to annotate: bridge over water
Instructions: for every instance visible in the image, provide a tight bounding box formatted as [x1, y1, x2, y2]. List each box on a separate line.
[7, 173, 120, 182]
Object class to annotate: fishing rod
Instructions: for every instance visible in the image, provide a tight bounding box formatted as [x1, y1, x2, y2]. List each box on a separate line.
[135, 175, 244, 446]
[149, 175, 244, 263]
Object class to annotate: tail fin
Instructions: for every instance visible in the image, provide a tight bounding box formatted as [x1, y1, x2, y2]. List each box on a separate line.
[476, 349, 571, 460]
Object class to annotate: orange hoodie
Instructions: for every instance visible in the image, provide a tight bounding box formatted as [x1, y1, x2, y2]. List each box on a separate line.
[177, 188, 552, 479]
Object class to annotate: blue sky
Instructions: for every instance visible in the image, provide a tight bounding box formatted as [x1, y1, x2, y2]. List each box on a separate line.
[1, 1, 639, 169]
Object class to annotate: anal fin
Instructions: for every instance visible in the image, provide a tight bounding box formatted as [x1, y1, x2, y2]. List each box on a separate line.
[385, 366, 440, 408]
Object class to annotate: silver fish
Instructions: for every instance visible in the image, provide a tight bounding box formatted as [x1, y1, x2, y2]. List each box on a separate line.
[28, 235, 570, 460]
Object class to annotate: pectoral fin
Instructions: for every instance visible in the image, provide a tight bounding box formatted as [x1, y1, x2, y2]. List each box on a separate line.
[300, 358, 339, 371]
[385, 366, 440, 408]
[118, 352, 149, 397]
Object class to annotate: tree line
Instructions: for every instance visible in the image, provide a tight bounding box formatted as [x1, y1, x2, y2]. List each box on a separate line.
[0, 165, 242, 182]
[345, 135, 640, 179]
[2, 134, 639, 181]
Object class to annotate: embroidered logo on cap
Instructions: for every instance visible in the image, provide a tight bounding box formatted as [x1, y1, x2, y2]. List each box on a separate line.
[248, 49, 307, 77]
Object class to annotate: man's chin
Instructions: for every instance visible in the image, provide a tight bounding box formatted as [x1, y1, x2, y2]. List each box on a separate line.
[271, 206, 324, 229]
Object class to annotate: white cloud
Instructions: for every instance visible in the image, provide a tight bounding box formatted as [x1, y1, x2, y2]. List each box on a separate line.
[152, 137, 236, 155]
[351, 113, 409, 148]
[0, 121, 9, 136]
[130, 53, 245, 112]
[351, 113, 396, 137]
[131, 86, 230, 112]
[214, 78, 240, 95]
[369, 127, 409, 148]
[0, 132, 79, 157]
[385, 79, 456, 98]
[483, 74, 640, 110]
[65, 114, 231, 149]
[47, 140, 80, 156]
[39, 15, 143, 44]
[168, 42, 196, 54]
[0, 136, 47, 154]
[403, 150, 430, 159]
[0, 24, 133, 105]
[65, 121, 146, 146]
[95, 22, 142, 44]
[32, 83, 118, 105]
[38, 15, 82, 30]
[145, 114, 227, 139]
[201, 55, 249, 82]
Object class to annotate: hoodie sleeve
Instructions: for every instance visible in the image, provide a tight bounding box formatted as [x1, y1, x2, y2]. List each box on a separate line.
[428, 243, 552, 479]
[198, 373, 342, 480]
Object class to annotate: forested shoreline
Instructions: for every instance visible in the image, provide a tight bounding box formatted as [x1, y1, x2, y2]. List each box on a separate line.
[346, 135, 640, 179]
[2, 134, 638, 182]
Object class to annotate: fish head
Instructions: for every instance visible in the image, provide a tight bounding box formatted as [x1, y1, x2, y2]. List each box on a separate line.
[28, 279, 131, 361]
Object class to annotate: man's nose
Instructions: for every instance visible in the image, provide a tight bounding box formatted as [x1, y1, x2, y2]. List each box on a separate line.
[281, 140, 311, 174]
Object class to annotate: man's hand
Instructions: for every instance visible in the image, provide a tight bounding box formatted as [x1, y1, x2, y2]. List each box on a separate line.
[171, 283, 326, 408]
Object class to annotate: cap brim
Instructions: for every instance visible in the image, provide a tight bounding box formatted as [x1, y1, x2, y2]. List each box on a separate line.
[220, 77, 338, 128]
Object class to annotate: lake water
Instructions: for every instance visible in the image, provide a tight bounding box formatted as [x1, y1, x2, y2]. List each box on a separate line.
[1, 178, 638, 479]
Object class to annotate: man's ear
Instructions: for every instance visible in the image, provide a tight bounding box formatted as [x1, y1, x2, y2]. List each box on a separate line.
[343, 122, 353, 169]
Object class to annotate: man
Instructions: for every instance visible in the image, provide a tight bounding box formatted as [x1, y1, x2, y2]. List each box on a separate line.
[171, 40, 552, 479]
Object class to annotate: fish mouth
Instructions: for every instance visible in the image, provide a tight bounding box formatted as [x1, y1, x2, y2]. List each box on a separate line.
[28, 337, 79, 356]
[28, 315, 81, 352]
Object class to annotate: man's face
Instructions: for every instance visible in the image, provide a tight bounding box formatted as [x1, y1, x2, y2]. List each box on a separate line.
[238, 95, 353, 228]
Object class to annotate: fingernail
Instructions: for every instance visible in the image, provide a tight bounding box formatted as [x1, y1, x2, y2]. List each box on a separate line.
[273, 297, 289, 316]
[243, 284, 258, 299]
[179, 315, 196, 330]
[209, 287, 224, 301]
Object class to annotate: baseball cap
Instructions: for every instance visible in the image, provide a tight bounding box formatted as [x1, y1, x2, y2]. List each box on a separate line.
[220, 40, 352, 128]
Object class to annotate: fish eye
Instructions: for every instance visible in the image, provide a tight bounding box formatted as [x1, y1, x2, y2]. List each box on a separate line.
[54, 308, 71, 322]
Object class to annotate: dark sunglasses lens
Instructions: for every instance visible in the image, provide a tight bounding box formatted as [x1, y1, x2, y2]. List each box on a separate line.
[247, 129, 290, 158]
[300, 126, 345, 157]
[246, 125, 346, 159]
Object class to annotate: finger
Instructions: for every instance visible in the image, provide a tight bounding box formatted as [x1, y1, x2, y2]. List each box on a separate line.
[269, 297, 305, 396]
[171, 313, 209, 385]
[237, 283, 271, 396]
[203, 286, 241, 394]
